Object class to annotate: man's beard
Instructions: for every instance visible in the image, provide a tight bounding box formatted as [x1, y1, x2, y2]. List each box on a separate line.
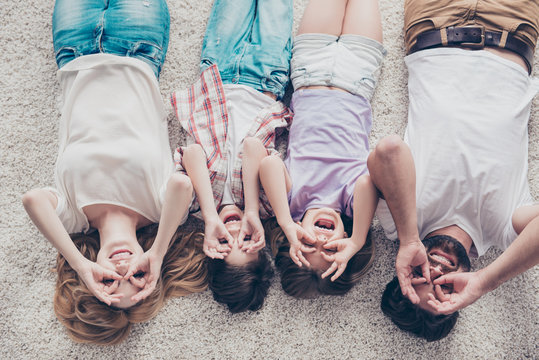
[422, 235, 471, 271]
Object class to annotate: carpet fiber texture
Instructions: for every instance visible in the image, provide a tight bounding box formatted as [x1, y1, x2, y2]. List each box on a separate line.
[1, 0, 538, 358]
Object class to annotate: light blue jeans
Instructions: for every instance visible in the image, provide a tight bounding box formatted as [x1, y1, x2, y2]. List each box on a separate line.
[52, 0, 170, 78]
[200, 0, 293, 99]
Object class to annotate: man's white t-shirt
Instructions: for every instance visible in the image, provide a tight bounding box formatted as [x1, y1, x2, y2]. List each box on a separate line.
[50, 54, 174, 234]
[377, 48, 538, 257]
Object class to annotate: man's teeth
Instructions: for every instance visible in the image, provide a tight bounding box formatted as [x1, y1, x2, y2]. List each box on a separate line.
[431, 253, 453, 266]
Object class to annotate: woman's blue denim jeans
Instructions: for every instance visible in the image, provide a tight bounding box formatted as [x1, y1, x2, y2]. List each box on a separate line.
[52, 0, 170, 78]
[200, 0, 293, 99]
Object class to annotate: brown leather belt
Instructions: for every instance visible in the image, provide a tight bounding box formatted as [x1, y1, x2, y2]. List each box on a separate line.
[410, 26, 534, 74]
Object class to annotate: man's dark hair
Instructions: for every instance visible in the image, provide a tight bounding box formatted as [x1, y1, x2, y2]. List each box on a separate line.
[381, 277, 459, 341]
[207, 249, 274, 313]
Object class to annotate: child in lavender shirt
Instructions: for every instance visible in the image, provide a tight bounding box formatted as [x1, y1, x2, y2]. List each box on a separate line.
[250, 0, 385, 298]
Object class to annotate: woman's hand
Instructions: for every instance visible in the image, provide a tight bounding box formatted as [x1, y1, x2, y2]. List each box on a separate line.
[396, 241, 431, 304]
[74, 258, 124, 306]
[124, 248, 163, 302]
[320, 238, 360, 281]
[239, 210, 265, 253]
[282, 222, 315, 267]
[203, 217, 233, 259]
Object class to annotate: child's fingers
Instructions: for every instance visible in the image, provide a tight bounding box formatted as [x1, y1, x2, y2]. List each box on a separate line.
[321, 262, 337, 279]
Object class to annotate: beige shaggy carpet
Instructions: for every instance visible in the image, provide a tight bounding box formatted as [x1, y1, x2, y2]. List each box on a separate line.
[1, 0, 538, 358]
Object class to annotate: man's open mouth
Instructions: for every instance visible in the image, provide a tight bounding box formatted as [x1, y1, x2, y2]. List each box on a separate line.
[429, 249, 456, 267]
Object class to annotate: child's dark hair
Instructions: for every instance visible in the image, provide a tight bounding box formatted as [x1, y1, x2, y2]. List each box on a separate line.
[207, 249, 274, 313]
[267, 217, 375, 299]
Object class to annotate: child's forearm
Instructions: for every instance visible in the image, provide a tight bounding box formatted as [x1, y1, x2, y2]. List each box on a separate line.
[22, 189, 87, 270]
[350, 174, 378, 249]
[259, 155, 294, 226]
[242, 137, 267, 214]
[181, 144, 219, 221]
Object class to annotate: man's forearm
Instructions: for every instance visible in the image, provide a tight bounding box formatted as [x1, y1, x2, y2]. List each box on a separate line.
[479, 215, 539, 293]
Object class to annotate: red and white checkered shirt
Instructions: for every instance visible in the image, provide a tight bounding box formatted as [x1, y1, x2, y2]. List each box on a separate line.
[171, 64, 292, 219]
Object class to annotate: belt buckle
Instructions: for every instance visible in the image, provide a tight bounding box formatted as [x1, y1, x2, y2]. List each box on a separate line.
[460, 25, 485, 49]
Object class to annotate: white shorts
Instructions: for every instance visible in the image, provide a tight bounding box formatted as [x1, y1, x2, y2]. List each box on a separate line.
[291, 33, 386, 100]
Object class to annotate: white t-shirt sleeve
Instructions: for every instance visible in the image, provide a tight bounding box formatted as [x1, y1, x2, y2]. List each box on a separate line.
[44, 186, 84, 234]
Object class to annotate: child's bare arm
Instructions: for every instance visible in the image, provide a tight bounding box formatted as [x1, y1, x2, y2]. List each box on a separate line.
[349, 174, 378, 249]
[321, 174, 378, 280]
[181, 144, 232, 258]
[240, 137, 268, 251]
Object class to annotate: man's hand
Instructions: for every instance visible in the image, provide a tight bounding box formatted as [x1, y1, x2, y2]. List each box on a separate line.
[396, 241, 431, 304]
[75, 258, 124, 306]
[239, 211, 265, 253]
[203, 217, 233, 259]
[320, 238, 360, 281]
[426, 271, 486, 314]
[282, 222, 315, 267]
[124, 248, 163, 302]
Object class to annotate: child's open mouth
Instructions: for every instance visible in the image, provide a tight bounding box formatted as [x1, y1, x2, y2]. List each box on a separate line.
[224, 214, 241, 224]
[314, 219, 335, 233]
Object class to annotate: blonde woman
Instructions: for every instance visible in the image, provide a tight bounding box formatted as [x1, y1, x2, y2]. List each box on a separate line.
[22, 0, 206, 344]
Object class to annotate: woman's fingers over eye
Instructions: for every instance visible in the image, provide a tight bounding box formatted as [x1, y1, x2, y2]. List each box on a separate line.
[130, 276, 146, 288]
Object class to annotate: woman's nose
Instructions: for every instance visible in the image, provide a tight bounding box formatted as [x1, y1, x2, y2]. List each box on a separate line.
[115, 260, 129, 276]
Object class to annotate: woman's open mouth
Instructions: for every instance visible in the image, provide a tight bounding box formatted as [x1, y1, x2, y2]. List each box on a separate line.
[109, 249, 133, 260]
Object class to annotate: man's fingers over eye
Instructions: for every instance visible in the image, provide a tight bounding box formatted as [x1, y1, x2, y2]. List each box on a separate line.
[433, 273, 456, 285]
[398, 273, 419, 304]
[434, 284, 450, 302]
[421, 261, 431, 284]
[411, 277, 427, 285]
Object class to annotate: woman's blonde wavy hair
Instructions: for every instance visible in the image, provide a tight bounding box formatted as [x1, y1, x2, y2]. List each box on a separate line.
[54, 224, 207, 345]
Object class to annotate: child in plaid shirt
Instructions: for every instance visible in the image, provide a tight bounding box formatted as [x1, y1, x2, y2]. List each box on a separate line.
[172, 0, 293, 312]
